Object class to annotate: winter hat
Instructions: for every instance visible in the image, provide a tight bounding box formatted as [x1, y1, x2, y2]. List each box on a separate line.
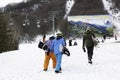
[56, 31, 63, 36]
[49, 36, 55, 40]
[86, 27, 92, 31]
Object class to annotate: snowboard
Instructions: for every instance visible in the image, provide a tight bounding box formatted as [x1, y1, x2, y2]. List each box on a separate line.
[38, 41, 48, 50]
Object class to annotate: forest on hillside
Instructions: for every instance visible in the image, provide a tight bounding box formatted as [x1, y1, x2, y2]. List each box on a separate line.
[0, 0, 120, 52]
[1, 0, 120, 36]
[2, 0, 108, 36]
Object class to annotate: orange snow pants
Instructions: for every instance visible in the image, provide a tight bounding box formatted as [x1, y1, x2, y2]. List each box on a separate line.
[43, 52, 56, 70]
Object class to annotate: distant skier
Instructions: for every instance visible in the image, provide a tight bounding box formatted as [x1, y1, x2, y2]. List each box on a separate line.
[82, 28, 96, 64]
[73, 41, 77, 46]
[102, 34, 106, 42]
[69, 39, 72, 46]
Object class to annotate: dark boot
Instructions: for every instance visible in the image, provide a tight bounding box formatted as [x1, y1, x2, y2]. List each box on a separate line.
[88, 60, 92, 64]
[88, 57, 92, 64]
[43, 69, 47, 71]
[55, 70, 61, 73]
[59, 67, 62, 71]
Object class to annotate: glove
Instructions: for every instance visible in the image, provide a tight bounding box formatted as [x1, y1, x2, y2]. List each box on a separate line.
[45, 49, 50, 55]
[46, 52, 49, 55]
[83, 47, 86, 52]
[47, 49, 50, 55]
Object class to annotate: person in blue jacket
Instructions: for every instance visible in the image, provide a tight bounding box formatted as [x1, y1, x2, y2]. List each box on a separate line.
[50, 31, 66, 73]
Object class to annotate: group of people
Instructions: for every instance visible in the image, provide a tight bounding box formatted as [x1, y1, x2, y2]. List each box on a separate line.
[42, 31, 67, 73]
[40, 28, 96, 73]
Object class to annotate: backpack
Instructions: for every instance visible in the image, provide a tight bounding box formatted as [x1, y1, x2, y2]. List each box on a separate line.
[91, 36, 98, 46]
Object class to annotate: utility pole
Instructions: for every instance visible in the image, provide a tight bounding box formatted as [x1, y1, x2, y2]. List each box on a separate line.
[49, 11, 59, 35]
[52, 14, 55, 35]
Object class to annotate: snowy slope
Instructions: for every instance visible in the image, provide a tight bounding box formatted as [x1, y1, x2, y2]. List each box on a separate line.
[0, 37, 120, 80]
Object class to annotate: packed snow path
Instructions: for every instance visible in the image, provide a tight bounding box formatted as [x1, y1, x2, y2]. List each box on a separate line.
[0, 38, 120, 80]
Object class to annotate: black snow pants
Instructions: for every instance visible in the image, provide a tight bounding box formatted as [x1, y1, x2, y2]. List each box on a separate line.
[86, 46, 94, 60]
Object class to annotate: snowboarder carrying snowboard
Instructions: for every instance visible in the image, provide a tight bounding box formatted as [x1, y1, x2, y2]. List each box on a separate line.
[50, 31, 66, 73]
[43, 36, 56, 71]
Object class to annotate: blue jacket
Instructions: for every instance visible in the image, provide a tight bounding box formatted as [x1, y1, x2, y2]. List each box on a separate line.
[50, 36, 65, 55]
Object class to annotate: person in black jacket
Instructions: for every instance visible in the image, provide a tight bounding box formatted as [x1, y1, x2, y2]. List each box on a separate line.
[82, 28, 95, 64]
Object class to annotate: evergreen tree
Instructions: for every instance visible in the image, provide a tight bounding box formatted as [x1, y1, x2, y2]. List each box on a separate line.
[0, 14, 19, 53]
[0, 14, 9, 53]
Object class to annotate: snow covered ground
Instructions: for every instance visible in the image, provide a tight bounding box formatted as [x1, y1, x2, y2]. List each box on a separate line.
[0, 36, 120, 80]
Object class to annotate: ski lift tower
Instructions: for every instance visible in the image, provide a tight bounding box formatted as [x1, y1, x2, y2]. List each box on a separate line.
[49, 10, 59, 35]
